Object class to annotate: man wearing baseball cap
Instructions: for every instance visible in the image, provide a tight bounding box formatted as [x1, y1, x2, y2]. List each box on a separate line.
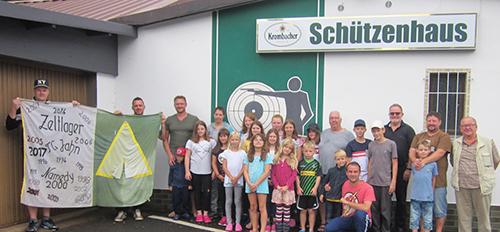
[6, 78, 79, 232]
[7, 79, 50, 125]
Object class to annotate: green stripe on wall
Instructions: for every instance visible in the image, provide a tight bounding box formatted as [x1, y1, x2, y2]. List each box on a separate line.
[211, 10, 218, 122]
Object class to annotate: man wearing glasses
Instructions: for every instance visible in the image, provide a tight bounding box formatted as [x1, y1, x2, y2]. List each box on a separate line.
[451, 117, 499, 232]
[409, 112, 451, 232]
[383, 104, 415, 232]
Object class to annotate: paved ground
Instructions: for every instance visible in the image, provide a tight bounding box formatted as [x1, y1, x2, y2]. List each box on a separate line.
[0, 207, 308, 232]
[0, 207, 225, 232]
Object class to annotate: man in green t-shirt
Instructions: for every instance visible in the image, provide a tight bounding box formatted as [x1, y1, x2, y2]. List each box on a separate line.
[162, 95, 199, 166]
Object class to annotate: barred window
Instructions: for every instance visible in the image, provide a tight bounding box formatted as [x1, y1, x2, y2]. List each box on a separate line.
[425, 69, 470, 138]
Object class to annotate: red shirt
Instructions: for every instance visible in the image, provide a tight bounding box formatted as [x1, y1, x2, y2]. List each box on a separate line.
[341, 181, 376, 220]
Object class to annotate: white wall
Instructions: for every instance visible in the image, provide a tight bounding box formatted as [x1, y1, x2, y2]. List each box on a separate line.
[113, 12, 213, 189]
[96, 73, 116, 112]
[322, 0, 500, 204]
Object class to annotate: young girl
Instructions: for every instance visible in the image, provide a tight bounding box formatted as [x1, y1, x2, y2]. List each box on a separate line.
[241, 120, 263, 229]
[282, 119, 303, 160]
[304, 123, 321, 161]
[185, 121, 216, 223]
[271, 138, 298, 232]
[242, 121, 264, 153]
[208, 106, 234, 141]
[240, 112, 257, 146]
[265, 129, 280, 232]
[243, 133, 272, 232]
[221, 131, 247, 231]
[212, 128, 230, 225]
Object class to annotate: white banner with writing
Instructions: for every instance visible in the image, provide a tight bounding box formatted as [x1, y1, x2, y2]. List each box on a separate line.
[20, 99, 96, 208]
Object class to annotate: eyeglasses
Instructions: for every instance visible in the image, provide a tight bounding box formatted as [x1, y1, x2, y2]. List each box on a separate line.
[460, 124, 476, 128]
[389, 112, 401, 116]
[330, 117, 341, 120]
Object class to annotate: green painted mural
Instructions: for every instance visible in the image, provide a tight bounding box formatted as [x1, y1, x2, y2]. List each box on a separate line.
[212, 0, 324, 135]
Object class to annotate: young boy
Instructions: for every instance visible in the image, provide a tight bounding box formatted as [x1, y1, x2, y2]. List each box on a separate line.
[367, 120, 398, 232]
[296, 141, 322, 232]
[409, 140, 438, 232]
[319, 150, 348, 223]
[168, 148, 192, 220]
[345, 119, 372, 181]
[272, 114, 284, 139]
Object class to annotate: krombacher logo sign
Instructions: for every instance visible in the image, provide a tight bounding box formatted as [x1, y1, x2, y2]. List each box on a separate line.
[265, 23, 301, 46]
[256, 14, 477, 53]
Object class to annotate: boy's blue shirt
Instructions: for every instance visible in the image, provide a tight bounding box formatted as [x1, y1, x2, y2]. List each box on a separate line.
[411, 162, 438, 201]
[319, 164, 348, 201]
[168, 161, 191, 187]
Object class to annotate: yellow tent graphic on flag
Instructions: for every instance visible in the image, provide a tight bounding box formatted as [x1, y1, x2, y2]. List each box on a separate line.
[96, 121, 152, 179]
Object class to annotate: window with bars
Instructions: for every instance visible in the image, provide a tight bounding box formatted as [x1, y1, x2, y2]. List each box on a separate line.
[425, 69, 470, 138]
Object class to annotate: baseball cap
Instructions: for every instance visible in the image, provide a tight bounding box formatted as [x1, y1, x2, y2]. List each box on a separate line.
[175, 147, 186, 156]
[307, 123, 320, 132]
[34, 79, 49, 88]
[371, 120, 384, 129]
[354, 119, 366, 127]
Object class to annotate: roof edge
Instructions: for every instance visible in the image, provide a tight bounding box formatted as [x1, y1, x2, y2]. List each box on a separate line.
[0, 1, 137, 37]
[110, 0, 266, 26]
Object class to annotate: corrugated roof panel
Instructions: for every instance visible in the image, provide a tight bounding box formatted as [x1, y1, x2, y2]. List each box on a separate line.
[14, 0, 179, 21]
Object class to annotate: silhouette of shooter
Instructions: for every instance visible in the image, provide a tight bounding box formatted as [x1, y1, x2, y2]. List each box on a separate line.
[245, 76, 313, 135]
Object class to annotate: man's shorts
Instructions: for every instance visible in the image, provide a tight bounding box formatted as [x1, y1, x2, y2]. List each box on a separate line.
[297, 195, 319, 210]
[433, 187, 447, 218]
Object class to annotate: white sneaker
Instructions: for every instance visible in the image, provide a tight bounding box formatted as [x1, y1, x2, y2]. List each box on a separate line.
[134, 209, 144, 221]
[114, 211, 127, 222]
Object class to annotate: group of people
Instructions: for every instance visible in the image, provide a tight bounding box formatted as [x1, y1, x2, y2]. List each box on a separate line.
[164, 99, 499, 232]
[6, 79, 499, 232]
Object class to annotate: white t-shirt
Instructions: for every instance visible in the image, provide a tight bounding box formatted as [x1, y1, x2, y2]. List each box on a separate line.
[220, 150, 246, 187]
[186, 139, 216, 175]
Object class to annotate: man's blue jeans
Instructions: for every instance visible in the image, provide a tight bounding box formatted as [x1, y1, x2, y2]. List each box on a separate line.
[324, 210, 371, 232]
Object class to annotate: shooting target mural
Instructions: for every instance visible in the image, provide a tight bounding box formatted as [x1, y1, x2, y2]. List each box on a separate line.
[227, 77, 314, 134]
[227, 82, 286, 132]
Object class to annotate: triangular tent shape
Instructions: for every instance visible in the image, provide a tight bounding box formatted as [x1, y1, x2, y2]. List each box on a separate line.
[96, 122, 152, 179]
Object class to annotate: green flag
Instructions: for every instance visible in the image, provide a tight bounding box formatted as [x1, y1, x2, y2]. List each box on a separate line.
[93, 110, 161, 207]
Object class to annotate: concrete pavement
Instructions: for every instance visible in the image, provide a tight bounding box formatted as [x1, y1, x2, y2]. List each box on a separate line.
[0, 207, 224, 232]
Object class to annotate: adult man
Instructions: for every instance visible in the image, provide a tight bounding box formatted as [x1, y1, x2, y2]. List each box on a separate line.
[317, 111, 354, 231]
[113, 97, 167, 222]
[451, 117, 499, 232]
[319, 111, 355, 175]
[383, 104, 415, 232]
[409, 112, 451, 232]
[324, 162, 376, 232]
[162, 95, 199, 166]
[6, 79, 78, 232]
